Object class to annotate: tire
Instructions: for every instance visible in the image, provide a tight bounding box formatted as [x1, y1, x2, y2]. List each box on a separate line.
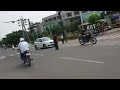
[79, 39, 85, 45]
[35, 45, 38, 50]
[43, 44, 47, 49]
[90, 37, 97, 44]
[26, 56, 31, 66]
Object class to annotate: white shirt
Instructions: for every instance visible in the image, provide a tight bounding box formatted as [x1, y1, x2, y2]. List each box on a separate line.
[18, 41, 30, 53]
[61, 35, 63, 39]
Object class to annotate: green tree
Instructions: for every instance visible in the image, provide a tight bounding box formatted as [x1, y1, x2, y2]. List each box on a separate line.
[88, 14, 101, 24]
[70, 20, 81, 33]
[88, 14, 101, 29]
[1, 30, 26, 47]
[42, 31, 49, 36]
[49, 25, 62, 36]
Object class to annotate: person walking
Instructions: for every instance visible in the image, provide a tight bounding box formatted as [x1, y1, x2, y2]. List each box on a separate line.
[53, 34, 59, 50]
[60, 34, 64, 44]
[12, 44, 15, 50]
[63, 30, 67, 43]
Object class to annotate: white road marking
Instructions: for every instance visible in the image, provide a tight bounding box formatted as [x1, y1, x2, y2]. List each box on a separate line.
[39, 54, 44, 56]
[59, 57, 104, 64]
[109, 44, 115, 45]
[9, 54, 14, 56]
[32, 53, 43, 56]
[0, 56, 6, 59]
[16, 53, 19, 54]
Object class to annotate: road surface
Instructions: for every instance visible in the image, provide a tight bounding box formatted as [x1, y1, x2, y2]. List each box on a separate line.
[0, 31, 120, 79]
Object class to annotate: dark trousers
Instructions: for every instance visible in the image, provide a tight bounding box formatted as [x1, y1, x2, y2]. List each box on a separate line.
[61, 39, 64, 44]
[81, 35, 86, 42]
[64, 37, 67, 43]
[20, 51, 27, 60]
[54, 42, 59, 50]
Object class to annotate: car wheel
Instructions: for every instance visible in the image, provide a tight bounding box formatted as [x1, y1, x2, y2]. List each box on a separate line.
[43, 44, 47, 49]
[35, 45, 38, 50]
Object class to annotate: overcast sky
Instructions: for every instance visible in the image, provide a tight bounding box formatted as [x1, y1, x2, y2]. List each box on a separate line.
[0, 11, 56, 39]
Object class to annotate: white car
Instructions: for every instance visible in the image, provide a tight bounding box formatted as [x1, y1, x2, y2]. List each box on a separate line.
[34, 37, 55, 49]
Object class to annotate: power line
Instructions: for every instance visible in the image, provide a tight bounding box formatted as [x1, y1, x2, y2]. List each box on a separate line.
[4, 16, 31, 43]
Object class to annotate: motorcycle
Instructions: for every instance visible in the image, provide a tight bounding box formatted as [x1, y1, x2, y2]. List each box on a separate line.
[18, 49, 32, 66]
[79, 33, 97, 45]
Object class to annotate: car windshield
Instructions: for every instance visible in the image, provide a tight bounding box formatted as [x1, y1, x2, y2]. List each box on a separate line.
[42, 37, 51, 41]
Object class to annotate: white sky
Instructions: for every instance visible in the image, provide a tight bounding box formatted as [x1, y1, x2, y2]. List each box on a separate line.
[0, 11, 56, 39]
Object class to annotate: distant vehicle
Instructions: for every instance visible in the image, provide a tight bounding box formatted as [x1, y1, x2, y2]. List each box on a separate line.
[34, 37, 55, 50]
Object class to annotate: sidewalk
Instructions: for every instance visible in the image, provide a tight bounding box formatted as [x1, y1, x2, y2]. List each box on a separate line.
[29, 28, 120, 47]
[59, 27, 120, 45]
[105, 28, 120, 34]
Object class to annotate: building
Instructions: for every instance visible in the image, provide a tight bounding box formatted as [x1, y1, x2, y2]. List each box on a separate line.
[42, 11, 82, 31]
[42, 13, 62, 31]
[80, 11, 104, 24]
[42, 11, 105, 31]
[61, 11, 81, 26]
[104, 11, 120, 27]
[30, 22, 44, 33]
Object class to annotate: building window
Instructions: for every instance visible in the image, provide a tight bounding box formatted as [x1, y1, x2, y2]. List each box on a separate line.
[45, 20, 47, 22]
[81, 11, 88, 13]
[57, 16, 61, 19]
[46, 28, 49, 31]
[66, 12, 72, 17]
[74, 11, 79, 15]
[62, 14, 65, 18]
[53, 17, 56, 20]
[49, 18, 52, 21]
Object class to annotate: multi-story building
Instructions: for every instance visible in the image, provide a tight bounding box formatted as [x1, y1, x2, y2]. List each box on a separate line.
[42, 11, 82, 31]
[42, 11, 105, 31]
[42, 13, 62, 31]
[30, 22, 44, 33]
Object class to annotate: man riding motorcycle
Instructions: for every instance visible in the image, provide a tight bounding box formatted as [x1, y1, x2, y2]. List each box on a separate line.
[18, 38, 32, 63]
[79, 27, 97, 45]
[81, 28, 91, 42]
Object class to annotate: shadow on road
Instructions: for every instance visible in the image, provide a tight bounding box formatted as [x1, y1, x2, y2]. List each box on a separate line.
[14, 63, 31, 70]
[79, 43, 95, 47]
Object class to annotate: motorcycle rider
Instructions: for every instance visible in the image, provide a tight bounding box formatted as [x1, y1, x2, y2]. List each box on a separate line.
[81, 27, 92, 42]
[18, 38, 31, 63]
[81, 27, 86, 42]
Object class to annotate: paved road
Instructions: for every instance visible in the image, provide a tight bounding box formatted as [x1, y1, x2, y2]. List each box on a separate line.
[0, 32, 120, 79]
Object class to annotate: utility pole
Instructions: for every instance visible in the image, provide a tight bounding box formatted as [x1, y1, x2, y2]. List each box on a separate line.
[80, 11, 83, 24]
[4, 16, 31, 43]
[20, 17, 25, 38]
[57, 11, 65, 36]
[57, 11, 64, 29]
